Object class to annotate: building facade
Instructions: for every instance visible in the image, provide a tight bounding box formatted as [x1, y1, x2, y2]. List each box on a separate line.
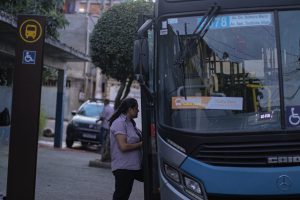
[60, 0, 128, 114]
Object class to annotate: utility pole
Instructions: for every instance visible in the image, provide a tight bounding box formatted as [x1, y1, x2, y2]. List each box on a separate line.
[84, 0, 91, 99]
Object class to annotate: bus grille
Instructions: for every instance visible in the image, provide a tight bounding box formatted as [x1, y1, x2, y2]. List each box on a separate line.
[191, 141, 300, 167]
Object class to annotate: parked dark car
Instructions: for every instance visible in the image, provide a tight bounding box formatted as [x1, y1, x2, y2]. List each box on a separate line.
[66, 99, 105, 148]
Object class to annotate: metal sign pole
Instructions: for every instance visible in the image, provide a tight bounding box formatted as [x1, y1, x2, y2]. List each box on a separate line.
[6, 15, 45, 200]
[54, 68, 66, 148]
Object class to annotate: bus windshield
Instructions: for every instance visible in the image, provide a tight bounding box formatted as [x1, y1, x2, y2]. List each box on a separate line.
[158, 12, 282, 133]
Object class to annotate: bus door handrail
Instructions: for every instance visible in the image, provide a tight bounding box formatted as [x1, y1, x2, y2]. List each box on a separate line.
[246, 84, 272, 112]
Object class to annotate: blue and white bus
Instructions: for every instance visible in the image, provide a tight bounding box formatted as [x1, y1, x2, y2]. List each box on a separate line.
[134, 0, 300, 199]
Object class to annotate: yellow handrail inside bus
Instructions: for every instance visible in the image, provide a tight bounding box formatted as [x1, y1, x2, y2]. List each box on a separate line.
[246, 84, 271, 112]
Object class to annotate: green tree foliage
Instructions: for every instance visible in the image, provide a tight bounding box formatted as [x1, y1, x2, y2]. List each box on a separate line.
[0, 0, 68, 39]
[90, 0, 153, 108]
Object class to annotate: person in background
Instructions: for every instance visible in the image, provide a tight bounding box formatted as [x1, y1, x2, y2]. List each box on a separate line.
[109, 98, 143, 200]
[97, 99, 114, 161]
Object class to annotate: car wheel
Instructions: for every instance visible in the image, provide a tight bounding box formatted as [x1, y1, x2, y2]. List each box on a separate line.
[66, 138, 74, 148]
[81, 141, 88, 148]
[66, 126, 74, 148]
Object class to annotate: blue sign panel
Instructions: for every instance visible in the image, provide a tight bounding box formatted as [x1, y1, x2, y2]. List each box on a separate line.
[286, 106, 300, 127]
[196, 13, 272, 31]
[22, 50, 36, 64]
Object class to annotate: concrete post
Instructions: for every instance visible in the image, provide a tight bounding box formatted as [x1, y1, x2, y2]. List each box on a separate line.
[54, 66, 66, 148]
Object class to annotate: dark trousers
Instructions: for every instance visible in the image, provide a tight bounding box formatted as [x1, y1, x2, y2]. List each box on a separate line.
[112, 169, 143, 200]
[100, 127, 109, 144]
[100, 127, 110, 161]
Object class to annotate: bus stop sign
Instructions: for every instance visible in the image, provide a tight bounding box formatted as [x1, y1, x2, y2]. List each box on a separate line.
[7, 15, 45, 200]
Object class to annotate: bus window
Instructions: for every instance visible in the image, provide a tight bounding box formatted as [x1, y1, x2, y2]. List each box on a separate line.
[158, 12, 281, 133]
[279, 10, 300, 128]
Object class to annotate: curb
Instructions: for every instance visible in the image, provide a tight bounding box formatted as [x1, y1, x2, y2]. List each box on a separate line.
[89, 159, 111, 169]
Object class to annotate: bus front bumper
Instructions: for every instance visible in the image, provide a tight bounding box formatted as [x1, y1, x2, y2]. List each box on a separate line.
[181, 157, 300, 197]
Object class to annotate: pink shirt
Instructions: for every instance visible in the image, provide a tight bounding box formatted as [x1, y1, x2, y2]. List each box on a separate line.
[110, 114, 142, 171]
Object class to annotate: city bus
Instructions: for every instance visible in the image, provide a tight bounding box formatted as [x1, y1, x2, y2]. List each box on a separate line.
[134, 0, 300, 199]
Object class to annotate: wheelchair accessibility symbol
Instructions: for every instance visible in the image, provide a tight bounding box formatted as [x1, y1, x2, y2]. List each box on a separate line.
[286, 106, 300, 126]
[22, 50, 36, 64]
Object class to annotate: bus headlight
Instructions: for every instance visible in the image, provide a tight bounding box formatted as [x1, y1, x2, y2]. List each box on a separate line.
[183, 176, 202, 194]
[164, 163, 180, 183]
[162, 162, 207, 200]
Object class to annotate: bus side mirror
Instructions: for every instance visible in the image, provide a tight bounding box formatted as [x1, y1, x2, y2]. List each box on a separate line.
[133, 39, 149, 79]
[137, 19, 153, 38]
[133, 19, 154, 102]
[133, 18, 153, 79]
[0, 108, 10, 126]
[133, 39, 154, 102]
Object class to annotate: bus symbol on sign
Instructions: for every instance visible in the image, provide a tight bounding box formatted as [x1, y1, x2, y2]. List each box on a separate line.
[19, 19, 42, 43]
[25, 24, 37, 39]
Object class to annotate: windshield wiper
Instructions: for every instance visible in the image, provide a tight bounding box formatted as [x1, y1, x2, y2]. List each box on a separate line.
[174, 5, 219, 66]
[174, 5, 220, 99]
[193, 5, 220, 36]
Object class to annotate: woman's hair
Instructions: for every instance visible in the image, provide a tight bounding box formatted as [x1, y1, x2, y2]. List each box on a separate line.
[108, 98, 138, 126]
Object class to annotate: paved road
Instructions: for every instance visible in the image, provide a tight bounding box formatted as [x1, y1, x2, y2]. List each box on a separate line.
[0, 118, 144, 200]
[35, 144, 144, 200]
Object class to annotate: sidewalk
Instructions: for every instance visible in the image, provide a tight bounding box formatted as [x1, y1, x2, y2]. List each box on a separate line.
[41, 119, 68, 148]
